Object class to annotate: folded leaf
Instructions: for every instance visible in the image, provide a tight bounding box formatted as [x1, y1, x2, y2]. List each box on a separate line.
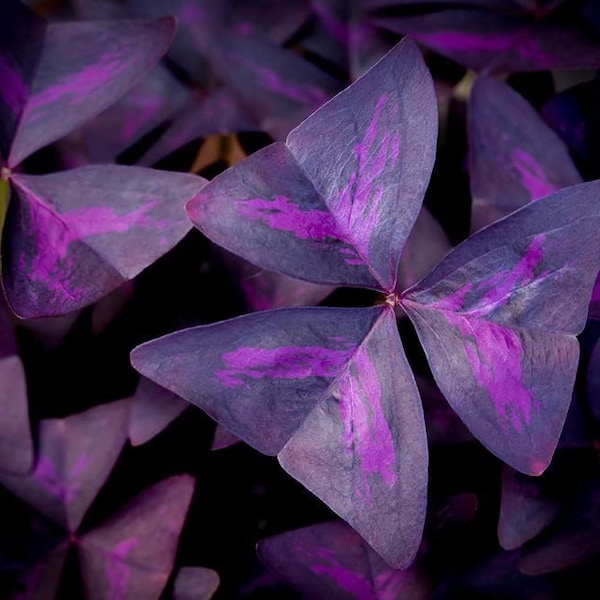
[279, 308, 428, 568]
[131, 306, 383, 455]
[77, 474, 194, 600]
[0, 399, 130, 531]
[401, 182, 600, 474]
[187, 38, 437, 292]
[7, 16, 176, 167]
[4, 166, 204, 317]
[469, 77, 581, 232]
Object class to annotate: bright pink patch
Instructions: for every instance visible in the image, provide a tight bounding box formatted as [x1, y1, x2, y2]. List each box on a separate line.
[105, 538, 139, 600]
[217, 341, 357, 387]
[309, 546, 372, 599]
[337, 344, 397, 499]
[236, 195, 342, 241]
[511, 149, 558, 200]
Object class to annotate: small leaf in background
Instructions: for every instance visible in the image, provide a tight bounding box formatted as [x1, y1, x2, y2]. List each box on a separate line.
[211, 424, 240, 451]
[257, 520, 432, 600]
[4, 166, 205, 317]
[0, 299, 33, 474]
[497, 465, 560, 551]
[468, 76, 582, 233]
[77, 474, 195, 600]
[173, 567, 220, 600]
[128, 378, 189, 447]
[0, 399, 130, 532]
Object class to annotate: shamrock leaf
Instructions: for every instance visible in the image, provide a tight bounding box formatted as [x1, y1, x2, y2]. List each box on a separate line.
[131, 38, 600, 567]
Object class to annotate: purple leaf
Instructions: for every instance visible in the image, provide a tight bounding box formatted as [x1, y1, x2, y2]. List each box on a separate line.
[14, 542, 70, 600]
[257, 521, 431, 600]
[77, 474, 194, 600]
[211, 424, 240, 451]
[7, 16, 176, 167]
[128, 378, 189, 447]
[401, 182, 600, 475]
[131, 306, 383, 455]
[497, 465, 560, 551]
[0, 300, 33, 474]
[4, 165, 204, 317]
[187, 39, 437, 292]
[279, 308, 427, 569]
[469, 77, 582, 233]
[0, 0, 45, 162]
[91, 281, 134, 336]
[0, 399, 130, 531]
[375, 7, 600, 73]
[173, 567, 220, 600]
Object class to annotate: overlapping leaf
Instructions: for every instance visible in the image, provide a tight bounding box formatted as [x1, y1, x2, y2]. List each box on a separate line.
[132, 39, 600, 569]
[468, 77, 582, 233]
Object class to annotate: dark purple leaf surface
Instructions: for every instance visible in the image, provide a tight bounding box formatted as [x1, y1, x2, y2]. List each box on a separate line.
[131, 306, 382, 455]
[402, 182, 600, 475]
[7, 16, 176, 167]
[187, 39, 437, 292]
[0, 300, 33, 474]
[211, 424, 240, 451]
[173, 567, 220, 600]
[14, 542, 70, 600]
[469, 77, 582, 233]
[375, 8, 600, 73]
[4, 165, 204, 317]
[0, 399, 130, 531]
[258, 521, 431, 600]
[128, 378, 188, 447]
[497, 466, 560, 551]
[0, 0, 45, 162]
[77, 474, 194, 600]
[279, 308, 427, 568]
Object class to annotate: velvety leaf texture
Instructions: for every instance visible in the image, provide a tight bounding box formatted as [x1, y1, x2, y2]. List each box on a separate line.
[402, 181, 600, 475]
[469, 77, 582, 233]
[7, 16, 177, 167]
[0, 399, 130, 531]
[257, 521, 431, 600]
[132, 306, 383, 456]
[187, 38, 438, 291]
[77, 474, 194, 600]
[4, 166, 205, 318]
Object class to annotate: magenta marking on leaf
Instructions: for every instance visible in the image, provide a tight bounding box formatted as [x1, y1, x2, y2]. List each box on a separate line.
[25, 202, 164, 292]
[0, 55, 28, 114]
[217, 341, 357, 387]
[447, 313, 536, 432]
[337, 345, 397, 498]
[236, 195, 342, 241]
[106, 538, 139, 600]
[334, 94, 400, 268]
[309, 546, 372, 598]
[511, 149, 558, 200]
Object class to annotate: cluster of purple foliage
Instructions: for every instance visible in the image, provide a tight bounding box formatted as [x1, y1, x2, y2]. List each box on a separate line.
[2, 0, 600, 598]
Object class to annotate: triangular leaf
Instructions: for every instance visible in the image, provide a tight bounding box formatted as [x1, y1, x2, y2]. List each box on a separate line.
[401, 182, 600, 474]
[469, 77, 582, 233]
[173, 567, 220, 600]
[8, 16, 176, 167]
[77, 474, 194, 600]
[131, 306, 383, 455]
[14, 541, 70, 600]
[187, 39, 437, 292]
[4, 166, 204, 317]
[0, 399, 130, 531]
[279, 309, 427, 568]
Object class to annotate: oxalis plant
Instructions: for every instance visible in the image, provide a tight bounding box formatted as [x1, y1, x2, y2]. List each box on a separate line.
[131, 39, 600, 569]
